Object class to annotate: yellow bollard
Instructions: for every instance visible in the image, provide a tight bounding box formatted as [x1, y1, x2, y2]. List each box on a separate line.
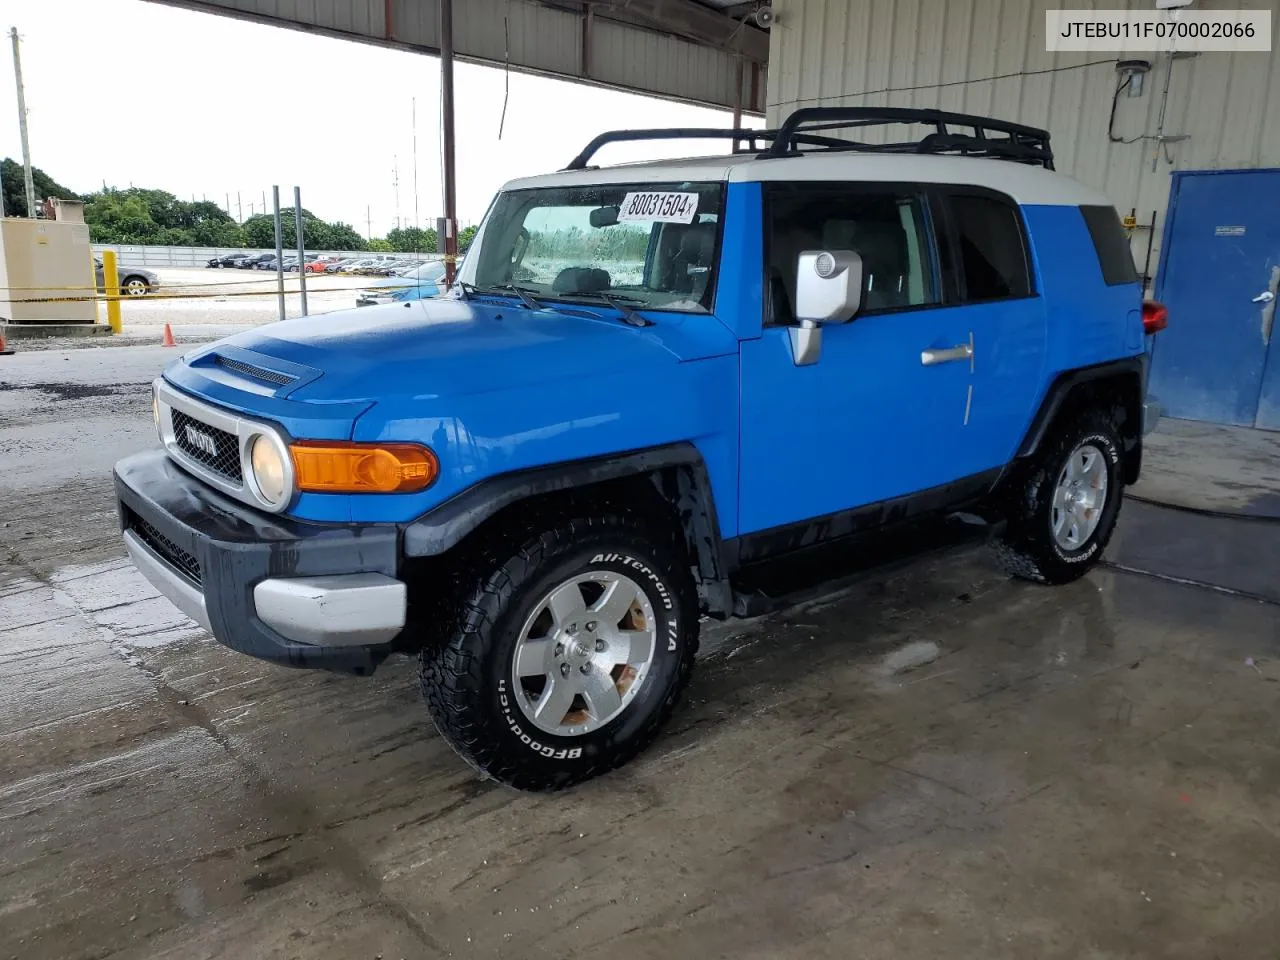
[102, 249, 122, 335]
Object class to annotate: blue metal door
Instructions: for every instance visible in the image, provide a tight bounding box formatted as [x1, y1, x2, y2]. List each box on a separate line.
[1151, 170, 1280, 428]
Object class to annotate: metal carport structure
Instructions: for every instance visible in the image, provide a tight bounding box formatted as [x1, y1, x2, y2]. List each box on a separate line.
[143, 0, 768, 273]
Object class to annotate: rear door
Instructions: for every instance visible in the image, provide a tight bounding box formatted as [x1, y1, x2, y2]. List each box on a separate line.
[932, 189, 1048, 473]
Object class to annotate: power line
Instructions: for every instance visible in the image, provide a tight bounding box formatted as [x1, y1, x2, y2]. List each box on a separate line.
[770, 57, 1117, 109]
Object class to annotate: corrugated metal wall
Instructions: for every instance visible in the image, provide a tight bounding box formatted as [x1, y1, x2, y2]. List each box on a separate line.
[153, 0, 761, 112]
[766, 0, 1280, 284]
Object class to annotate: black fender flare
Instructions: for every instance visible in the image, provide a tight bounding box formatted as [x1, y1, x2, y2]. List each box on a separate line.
[1016, 356, 1146, 460]
[401, 442, 734, 616]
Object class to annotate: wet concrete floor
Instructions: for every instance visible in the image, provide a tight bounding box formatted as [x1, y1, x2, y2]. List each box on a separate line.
[3, 348, 1280, 959]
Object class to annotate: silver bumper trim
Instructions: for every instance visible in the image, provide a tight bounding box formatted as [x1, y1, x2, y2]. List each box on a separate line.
[253, 574, 406, 647]
[123, 530, 211, 632]
[1143, 397, 1161, 436]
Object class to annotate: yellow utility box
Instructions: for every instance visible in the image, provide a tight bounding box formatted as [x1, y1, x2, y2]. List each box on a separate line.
[0, 213, 97, 324]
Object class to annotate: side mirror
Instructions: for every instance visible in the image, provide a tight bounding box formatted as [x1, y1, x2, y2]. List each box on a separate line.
[788, 250, 864, 366]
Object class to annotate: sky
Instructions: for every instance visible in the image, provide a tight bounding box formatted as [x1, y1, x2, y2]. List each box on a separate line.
[0, 0, 762, 237]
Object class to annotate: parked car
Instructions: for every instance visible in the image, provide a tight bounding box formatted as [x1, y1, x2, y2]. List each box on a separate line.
[94, 258, 160, 296]
[356, 260, 447, 306]
[114, 106, 1165, 793]
[306, 256, 337, 274]
[207, 253, 251, 268]
[324, 258, 360, 274]
[240, 254, 275, 269]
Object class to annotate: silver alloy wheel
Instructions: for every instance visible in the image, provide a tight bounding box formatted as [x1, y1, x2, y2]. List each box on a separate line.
[511, 570, 658, 737]
[123, 278, 149, 296]
[1051, 442, 1109, 551]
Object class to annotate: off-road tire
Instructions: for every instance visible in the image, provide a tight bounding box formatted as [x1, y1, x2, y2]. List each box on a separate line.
[994, 409, 1124, 585]
[419, 511, 699, 791]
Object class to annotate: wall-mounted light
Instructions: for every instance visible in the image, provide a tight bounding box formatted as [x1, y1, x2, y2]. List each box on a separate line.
[1116, 59, 1152, 97]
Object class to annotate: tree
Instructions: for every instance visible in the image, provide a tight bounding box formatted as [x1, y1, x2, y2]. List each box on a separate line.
[386, 226, 437, 253]
[459, 224, 479, 253]
[367, 237, 393, 252]
[325, 222, 366, 251]
[2, 159, 82, 217]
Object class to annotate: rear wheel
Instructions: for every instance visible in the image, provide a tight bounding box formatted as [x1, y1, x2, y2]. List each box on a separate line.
[994, 410, 1124, 584]
[419, 511, 698, 791]
[122, 276, 150, 296]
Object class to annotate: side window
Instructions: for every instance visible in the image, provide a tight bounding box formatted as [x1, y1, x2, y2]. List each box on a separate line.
[1079, 204, 1138, 286]
[765, 185, 938, 325]
[948, 194, 1032, 302]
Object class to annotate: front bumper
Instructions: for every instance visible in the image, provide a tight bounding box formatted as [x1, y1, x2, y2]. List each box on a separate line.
[115, 449, 404, 674]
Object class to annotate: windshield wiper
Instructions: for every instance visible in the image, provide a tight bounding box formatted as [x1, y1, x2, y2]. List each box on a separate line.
[495, 284, 541, 310]
[563, 291, 653, 327]
[462, 282, 542, 310]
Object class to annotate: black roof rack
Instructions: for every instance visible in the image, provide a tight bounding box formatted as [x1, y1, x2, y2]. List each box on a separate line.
[563, 106, 1053, 172]
[764, 107, 1054, 168]
[563, 128, 774, 171]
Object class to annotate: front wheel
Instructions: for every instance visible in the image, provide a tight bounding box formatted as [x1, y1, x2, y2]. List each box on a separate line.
[993, 410, 1124, 585]
[419, 512, 698, 791]
[122, 276, 150, 296]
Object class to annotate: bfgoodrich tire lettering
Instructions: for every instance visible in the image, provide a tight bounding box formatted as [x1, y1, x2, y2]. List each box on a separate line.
[994, 411, 1124, 585]
[419, 512, 698, 791]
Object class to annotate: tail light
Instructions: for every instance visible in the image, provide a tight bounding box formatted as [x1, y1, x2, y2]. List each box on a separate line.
[1142, 300, 1168, 334]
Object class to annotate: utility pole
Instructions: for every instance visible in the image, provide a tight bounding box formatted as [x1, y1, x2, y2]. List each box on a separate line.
[392, 155, 401, 232]
[366, 205, 372, 240]
[272, 186, 285, 322]
[10, 28, 37, 219]
[440, 0, 459, 284]
[293, 186, 308, 317]
[237, 191, 243, 223]
[412, 96, 420, 248]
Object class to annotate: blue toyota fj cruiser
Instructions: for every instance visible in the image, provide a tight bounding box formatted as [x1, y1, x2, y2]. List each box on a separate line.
[116, 108, 1163, 790]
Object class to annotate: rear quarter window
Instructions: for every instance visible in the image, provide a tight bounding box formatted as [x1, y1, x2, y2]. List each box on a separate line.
[947, 193, 1032, 302]
[1079, 205, 1138, 286]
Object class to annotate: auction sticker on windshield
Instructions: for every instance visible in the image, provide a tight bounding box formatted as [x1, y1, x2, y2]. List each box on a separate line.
[618, 192, 699, 224]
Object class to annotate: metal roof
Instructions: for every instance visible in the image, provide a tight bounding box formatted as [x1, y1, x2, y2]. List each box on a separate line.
[144, 0, 768, 113]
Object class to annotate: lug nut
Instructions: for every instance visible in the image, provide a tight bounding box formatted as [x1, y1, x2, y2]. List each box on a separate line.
[595, 639, 606, 652]
[579, 664, 590, 674]
[561, 663, 570, 677]
[565, 623, 579, 635]
[585, 621, 597, 632]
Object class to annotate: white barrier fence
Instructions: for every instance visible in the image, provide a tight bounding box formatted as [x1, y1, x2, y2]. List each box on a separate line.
[91, 245, 387, 269]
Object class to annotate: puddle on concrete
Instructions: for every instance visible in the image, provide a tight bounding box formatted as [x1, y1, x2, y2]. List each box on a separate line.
[50, 557, 206, 652]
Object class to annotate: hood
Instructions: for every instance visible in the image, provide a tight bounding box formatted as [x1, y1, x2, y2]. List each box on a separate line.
[170, 297, 738, 408]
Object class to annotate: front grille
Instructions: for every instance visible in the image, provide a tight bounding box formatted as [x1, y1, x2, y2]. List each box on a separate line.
[215, 355, 296, 387]
[129, 511, 202, 584]
[171, 409, 242, 482]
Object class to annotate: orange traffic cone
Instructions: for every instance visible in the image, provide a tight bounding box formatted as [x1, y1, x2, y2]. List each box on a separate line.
[0, 329, 13, 356]
[162, 323, 176, 347]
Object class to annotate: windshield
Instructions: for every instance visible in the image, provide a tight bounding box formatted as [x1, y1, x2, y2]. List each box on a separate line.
[460, 181, 723, 313]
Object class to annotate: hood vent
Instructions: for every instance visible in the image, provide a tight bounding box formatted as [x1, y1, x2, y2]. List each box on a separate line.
[215, 354, 298, 387]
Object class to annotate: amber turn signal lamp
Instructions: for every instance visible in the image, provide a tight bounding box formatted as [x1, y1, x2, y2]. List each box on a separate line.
[290, 442, 438, 493]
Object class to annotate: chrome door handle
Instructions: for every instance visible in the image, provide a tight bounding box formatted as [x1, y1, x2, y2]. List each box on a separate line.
[1253, 291, 1275, 304]
[921, 342, 973, 366]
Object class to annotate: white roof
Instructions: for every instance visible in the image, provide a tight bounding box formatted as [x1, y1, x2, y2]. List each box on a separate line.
[503, 151, 1111, 208]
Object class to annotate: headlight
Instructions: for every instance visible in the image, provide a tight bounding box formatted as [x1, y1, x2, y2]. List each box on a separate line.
[249, 435, 288, 505]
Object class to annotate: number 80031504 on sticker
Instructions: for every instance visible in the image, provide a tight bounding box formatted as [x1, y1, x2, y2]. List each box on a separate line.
[618, 191, 699, 224]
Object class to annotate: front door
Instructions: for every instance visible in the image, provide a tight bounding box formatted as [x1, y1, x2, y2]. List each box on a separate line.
[1150, 169, 1280, 429]
[738, 183, 972, 536]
